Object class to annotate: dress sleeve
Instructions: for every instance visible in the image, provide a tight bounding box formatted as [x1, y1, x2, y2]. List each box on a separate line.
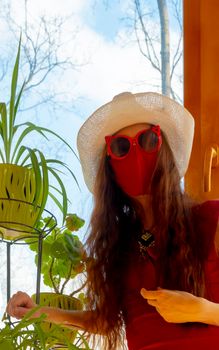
[193, 200, 219, 259]
[198, 201, 219, 302]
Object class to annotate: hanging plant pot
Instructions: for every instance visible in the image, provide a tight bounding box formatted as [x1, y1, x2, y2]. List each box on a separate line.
[32, 292, 83, 348]
[0, 164, 42, 241]
[0, 37, 79, 242]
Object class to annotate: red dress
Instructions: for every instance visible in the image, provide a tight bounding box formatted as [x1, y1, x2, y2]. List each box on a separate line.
[123, 200, 219, 350]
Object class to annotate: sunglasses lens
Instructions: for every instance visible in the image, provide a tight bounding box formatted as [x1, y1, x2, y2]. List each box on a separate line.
[110, 137, 130, 157]
[138, 130, 159, 151]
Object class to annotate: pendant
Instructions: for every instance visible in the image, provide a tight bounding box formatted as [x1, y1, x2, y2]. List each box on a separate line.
[138, 229, 155, 257]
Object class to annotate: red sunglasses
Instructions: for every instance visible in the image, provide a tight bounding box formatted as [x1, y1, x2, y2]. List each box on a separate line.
[105, 125, 162, 159]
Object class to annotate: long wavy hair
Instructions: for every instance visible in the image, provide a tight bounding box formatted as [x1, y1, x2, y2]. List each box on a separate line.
[84, 130, 207, 349]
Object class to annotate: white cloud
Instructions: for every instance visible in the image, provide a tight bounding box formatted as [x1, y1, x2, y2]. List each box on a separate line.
[6, 0, 90, 19]
[53, 24, 161, 107]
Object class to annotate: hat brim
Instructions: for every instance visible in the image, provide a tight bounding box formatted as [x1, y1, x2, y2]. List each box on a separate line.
[77, 92, 194, 193]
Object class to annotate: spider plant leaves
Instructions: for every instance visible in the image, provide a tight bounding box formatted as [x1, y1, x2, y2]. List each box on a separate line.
[0, 105, 6, 161]
[32, 125, 79, 160]
[0, 149, 5, 162]
[33, 149, 49, 222]
[48, 191, 64, 214]
[0, 102, 9, 161]
[49, 184, 71, 204]
[15, 146, 42, 201]
[11, 124, 48, 164]
[45, 159, 80, 190]
[33, 323, 46, 349]
[0, 102, 7, 139]
[14, 122, 79, 161]
[74, 333, 91, 350]
[47, 167, 68, 223]
[0, 37, 79, 227]
[12, 121, 49, 139]
[9, 35, 21, 134]
[0, 340, 14, 350]
[14, 80, 26, 118]
[0, 305, 89, 350]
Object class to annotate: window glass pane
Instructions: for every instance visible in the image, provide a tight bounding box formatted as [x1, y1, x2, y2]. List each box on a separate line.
[0, 0, 183, 319]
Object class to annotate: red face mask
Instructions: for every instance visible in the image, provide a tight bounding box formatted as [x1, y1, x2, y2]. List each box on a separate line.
[105, 125, 162, 196]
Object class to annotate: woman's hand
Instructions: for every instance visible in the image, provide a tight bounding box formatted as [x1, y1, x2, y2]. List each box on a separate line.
[6, 291, 36, 319]
[140, 287, 218, 324]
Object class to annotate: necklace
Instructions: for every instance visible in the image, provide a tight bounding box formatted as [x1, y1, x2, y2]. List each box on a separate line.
[138, 229, 155, 257]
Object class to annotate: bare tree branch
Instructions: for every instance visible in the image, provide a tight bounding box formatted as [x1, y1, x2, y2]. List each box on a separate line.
[134, 0, 161, 72]
[133, 0, 182, 100]
[0, 60, 9, 82]
[0, 0, 83, 111]
[169, 0, 182, 31]
[170, 86, 182, 103]
[170, 35, 183, 81]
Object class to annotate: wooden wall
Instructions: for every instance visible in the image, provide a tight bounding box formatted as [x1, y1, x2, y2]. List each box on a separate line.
[184, 0, 219, 200]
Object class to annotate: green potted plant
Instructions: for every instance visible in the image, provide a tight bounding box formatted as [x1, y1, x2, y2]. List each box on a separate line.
[27, 213, 88, 348]
[0, 36, 78, 240]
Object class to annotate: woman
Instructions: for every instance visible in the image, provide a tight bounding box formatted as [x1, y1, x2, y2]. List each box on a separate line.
[6, 92, 219, 350]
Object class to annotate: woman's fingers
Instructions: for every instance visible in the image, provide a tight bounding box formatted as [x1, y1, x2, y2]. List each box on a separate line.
[6, 291, 36, 319]
[6, 305, 28, 319]
[140, 287, 162, 300]
[147, 299, 158, 307]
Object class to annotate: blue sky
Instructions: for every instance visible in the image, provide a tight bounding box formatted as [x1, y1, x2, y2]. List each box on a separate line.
[84, 1, 123, 40]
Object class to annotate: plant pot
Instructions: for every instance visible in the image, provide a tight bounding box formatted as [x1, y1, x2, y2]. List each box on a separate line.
[32, 292, 83, 348]
[0, 164, 42, 240]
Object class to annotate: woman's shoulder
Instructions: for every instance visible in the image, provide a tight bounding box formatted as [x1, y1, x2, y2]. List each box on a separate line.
[193, 199, 219, 222]
[192, 200, 219, 254]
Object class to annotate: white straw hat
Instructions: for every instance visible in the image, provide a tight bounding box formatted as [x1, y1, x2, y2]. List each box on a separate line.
[77, 91, 195, 193]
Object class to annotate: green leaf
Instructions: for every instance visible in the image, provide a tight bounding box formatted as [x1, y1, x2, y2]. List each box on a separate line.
[0, 148, 5, 163]
[78, 334, 92, 350]
[42, 216, 57, 229]
[11, 124, 48, 164]
[44, 233, 56, 245]
[64, 233, 82, 254]
[33, 323, 46, 349]
[45, 159, 80, 190]
[12, 121, 49, 138]
[13, 144, 28, 165]
[53, 259, 70, 278]
[47, 167, 68, 223]
[14, 80, 26, 118]
[65, 214, 85, 231]
[0, 340, 13, 350]
[0, 102, 8, 161]
[25, 239, 38, 252]
[11, 126, 39, 164]
[42, 272, 54, 288]
[17, 147, 42, 206]
[33, 149, 49, 224]
[14, 147, 50, 227]
[48, 191, 65, 214]
[9, 35, 21, 136]
[30, 125, 79, 160]
[50, 239, 67, 259]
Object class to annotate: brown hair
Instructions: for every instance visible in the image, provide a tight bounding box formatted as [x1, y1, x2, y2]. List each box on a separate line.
[84, 132, 205, 349]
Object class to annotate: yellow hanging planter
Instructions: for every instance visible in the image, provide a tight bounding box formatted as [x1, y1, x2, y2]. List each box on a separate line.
[32, 292, 83, 348]
[0, 164, 42, 240]
[0, 37, 78, 242]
